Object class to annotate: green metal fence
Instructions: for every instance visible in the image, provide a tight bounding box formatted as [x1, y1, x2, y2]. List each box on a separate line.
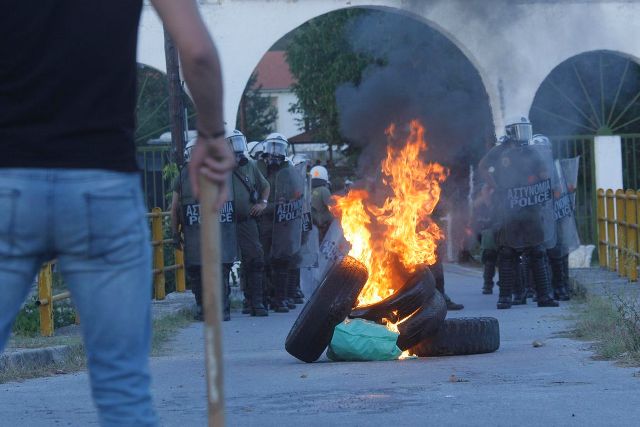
[137, 145, 174, 211]
[550, 136, 597, 246]
[622, 134, 640, 190]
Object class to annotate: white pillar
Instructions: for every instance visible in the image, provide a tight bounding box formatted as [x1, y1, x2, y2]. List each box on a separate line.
[594, 135, 623, 191]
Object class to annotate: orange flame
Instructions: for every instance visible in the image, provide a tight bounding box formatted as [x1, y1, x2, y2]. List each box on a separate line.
[331, 120, 448, 307]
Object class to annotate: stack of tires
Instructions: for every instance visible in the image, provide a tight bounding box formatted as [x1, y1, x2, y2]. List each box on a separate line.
[285, 257, 500, 363]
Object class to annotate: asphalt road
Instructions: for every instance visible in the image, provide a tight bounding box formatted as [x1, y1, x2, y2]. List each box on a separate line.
[2, 265, 640, 426]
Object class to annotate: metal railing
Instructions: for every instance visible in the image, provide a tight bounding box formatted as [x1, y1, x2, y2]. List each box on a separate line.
[35, 207, 186, 337]
[597, 188, 639, 282]
[148, 207, 186, 300]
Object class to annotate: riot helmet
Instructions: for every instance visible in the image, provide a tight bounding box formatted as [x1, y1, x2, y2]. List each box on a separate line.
[247, 141, 264, 160]
[504, 116, 532, 145]
[184, 138, 197, 163]
[291, 153, 310, 166]
[226, 130, 248, 166]
[310, 165, 329, 183]
[530, 134, 551, 147]
[264, 133, 288, 167]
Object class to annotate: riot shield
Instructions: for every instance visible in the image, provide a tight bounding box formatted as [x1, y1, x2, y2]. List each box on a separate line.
[295, 161, 319, 268]
[493, 144, 557, 250]
[271, 165, 304, 260]
[554, 157, 581, 255]
[310, 220, 351, 293]
[219, 174, 238, 264]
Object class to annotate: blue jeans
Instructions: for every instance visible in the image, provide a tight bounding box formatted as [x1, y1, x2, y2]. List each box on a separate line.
[0, 169, 157, 426]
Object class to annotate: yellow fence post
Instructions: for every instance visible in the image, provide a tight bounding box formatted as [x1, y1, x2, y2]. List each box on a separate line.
[616, 189, 627, 277]
[175, 247, 186, 292]
[38, 263, 54, 337]
[606, 189, 616, 271]
[625, 189, 638, 282]
[597, 189, 607, 268]
[152, 207, 166, 300]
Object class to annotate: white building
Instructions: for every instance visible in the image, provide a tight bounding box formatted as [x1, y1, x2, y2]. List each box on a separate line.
[252, 51, 302, 140]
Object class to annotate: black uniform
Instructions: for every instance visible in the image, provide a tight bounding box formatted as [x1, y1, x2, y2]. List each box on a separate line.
[258, 161, 304, 312]
[226, 160, 270, 316]
[479, 142, 558, 309]
[174, 168, 204, 309]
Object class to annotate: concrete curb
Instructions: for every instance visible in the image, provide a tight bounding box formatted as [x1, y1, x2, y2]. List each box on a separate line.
[569, 267, 640, 299]
[1, 291, 197, 377]
[0, 344, 82, 372]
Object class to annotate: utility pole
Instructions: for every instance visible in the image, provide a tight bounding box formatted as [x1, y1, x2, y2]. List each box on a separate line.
[164, 27, 186, 166]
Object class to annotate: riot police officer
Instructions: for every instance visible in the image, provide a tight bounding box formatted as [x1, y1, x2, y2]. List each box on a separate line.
[479, 117, 559, 309]
[226, 130, 271, 317]
[531, 134, 581, 301]
[310, 165, 334, 242]
[171, 139, 205, 320]
[258, 133, 304, 312]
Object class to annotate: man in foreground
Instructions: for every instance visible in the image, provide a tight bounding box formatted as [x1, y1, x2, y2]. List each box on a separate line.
[0, 1, 233, 425]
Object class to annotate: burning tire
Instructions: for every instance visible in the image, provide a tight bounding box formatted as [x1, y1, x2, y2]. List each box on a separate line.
[396, 290, 447, 350]
[349, 267, 436, 324]
[409, 317, 500, 357]
[285, 256, 368, 363]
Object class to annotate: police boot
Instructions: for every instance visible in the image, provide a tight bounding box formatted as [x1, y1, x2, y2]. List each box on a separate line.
[531, 250, 559, 308]
[482, 281, 494, 295]
[223, 281, 231, 321]
[444, 293, 464, 310]
[247, 270, 268, 317]
[242, 298, 252, 315]
[549, 254, 570, 301]
[497, 249, 516, 309]
[482, 250, 497, 295]
[271, 269, 290, 313]
[288, 269, 304, 304]
[512, 260, 527, 305]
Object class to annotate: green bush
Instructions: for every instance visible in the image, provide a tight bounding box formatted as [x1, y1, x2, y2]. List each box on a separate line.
[12, 296, 77, 337]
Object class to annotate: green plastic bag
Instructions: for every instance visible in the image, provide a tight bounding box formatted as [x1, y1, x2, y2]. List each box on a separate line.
[326, 318, 402, 361]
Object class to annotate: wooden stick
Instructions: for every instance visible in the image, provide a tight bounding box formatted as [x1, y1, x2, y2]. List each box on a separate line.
[199, 176, 225, 426]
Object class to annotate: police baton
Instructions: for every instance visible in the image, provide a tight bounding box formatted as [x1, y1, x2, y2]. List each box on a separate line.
[199, 176, 225, 426]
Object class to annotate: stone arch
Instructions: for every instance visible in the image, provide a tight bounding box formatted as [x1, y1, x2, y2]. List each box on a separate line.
[230, 4, 498, 134]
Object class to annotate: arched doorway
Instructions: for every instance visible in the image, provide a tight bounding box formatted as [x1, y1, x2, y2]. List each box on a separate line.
[239, 7, 495, 259]
[530, 50, 640, 244]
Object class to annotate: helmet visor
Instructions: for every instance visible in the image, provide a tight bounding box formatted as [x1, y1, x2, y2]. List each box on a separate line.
[228, 135, 247, 153]
[264, 140, 287, 157]
[508, 123, 532, 143]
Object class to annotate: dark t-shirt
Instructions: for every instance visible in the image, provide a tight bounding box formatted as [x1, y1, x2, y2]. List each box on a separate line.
[0, 0, 143, 171]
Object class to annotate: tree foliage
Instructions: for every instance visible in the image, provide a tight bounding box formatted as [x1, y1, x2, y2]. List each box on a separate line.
[135, 64, 196, 145]
[236, 72, 278, 141]
[286, 9, 379, 152]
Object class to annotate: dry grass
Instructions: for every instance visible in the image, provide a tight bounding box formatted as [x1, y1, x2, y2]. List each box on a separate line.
[1, 310, 194, 383]
[571, 291, 640, 365]
[0, 344, 86, 384]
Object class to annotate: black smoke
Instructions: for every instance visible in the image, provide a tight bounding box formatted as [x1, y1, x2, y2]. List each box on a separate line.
[336, 10, 494, 179]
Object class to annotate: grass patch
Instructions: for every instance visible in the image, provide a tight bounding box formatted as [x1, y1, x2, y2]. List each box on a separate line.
[571, 292, 640, 364]
[9, 335, 82, 349]
[0, 344, 86, 384]
[1, 310, 194, 383]
[151, 309, 194, 356]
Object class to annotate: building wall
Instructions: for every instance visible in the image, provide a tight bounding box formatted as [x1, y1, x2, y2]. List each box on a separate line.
[266, 90, 302, 139]
[137, 0, 640, 137]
